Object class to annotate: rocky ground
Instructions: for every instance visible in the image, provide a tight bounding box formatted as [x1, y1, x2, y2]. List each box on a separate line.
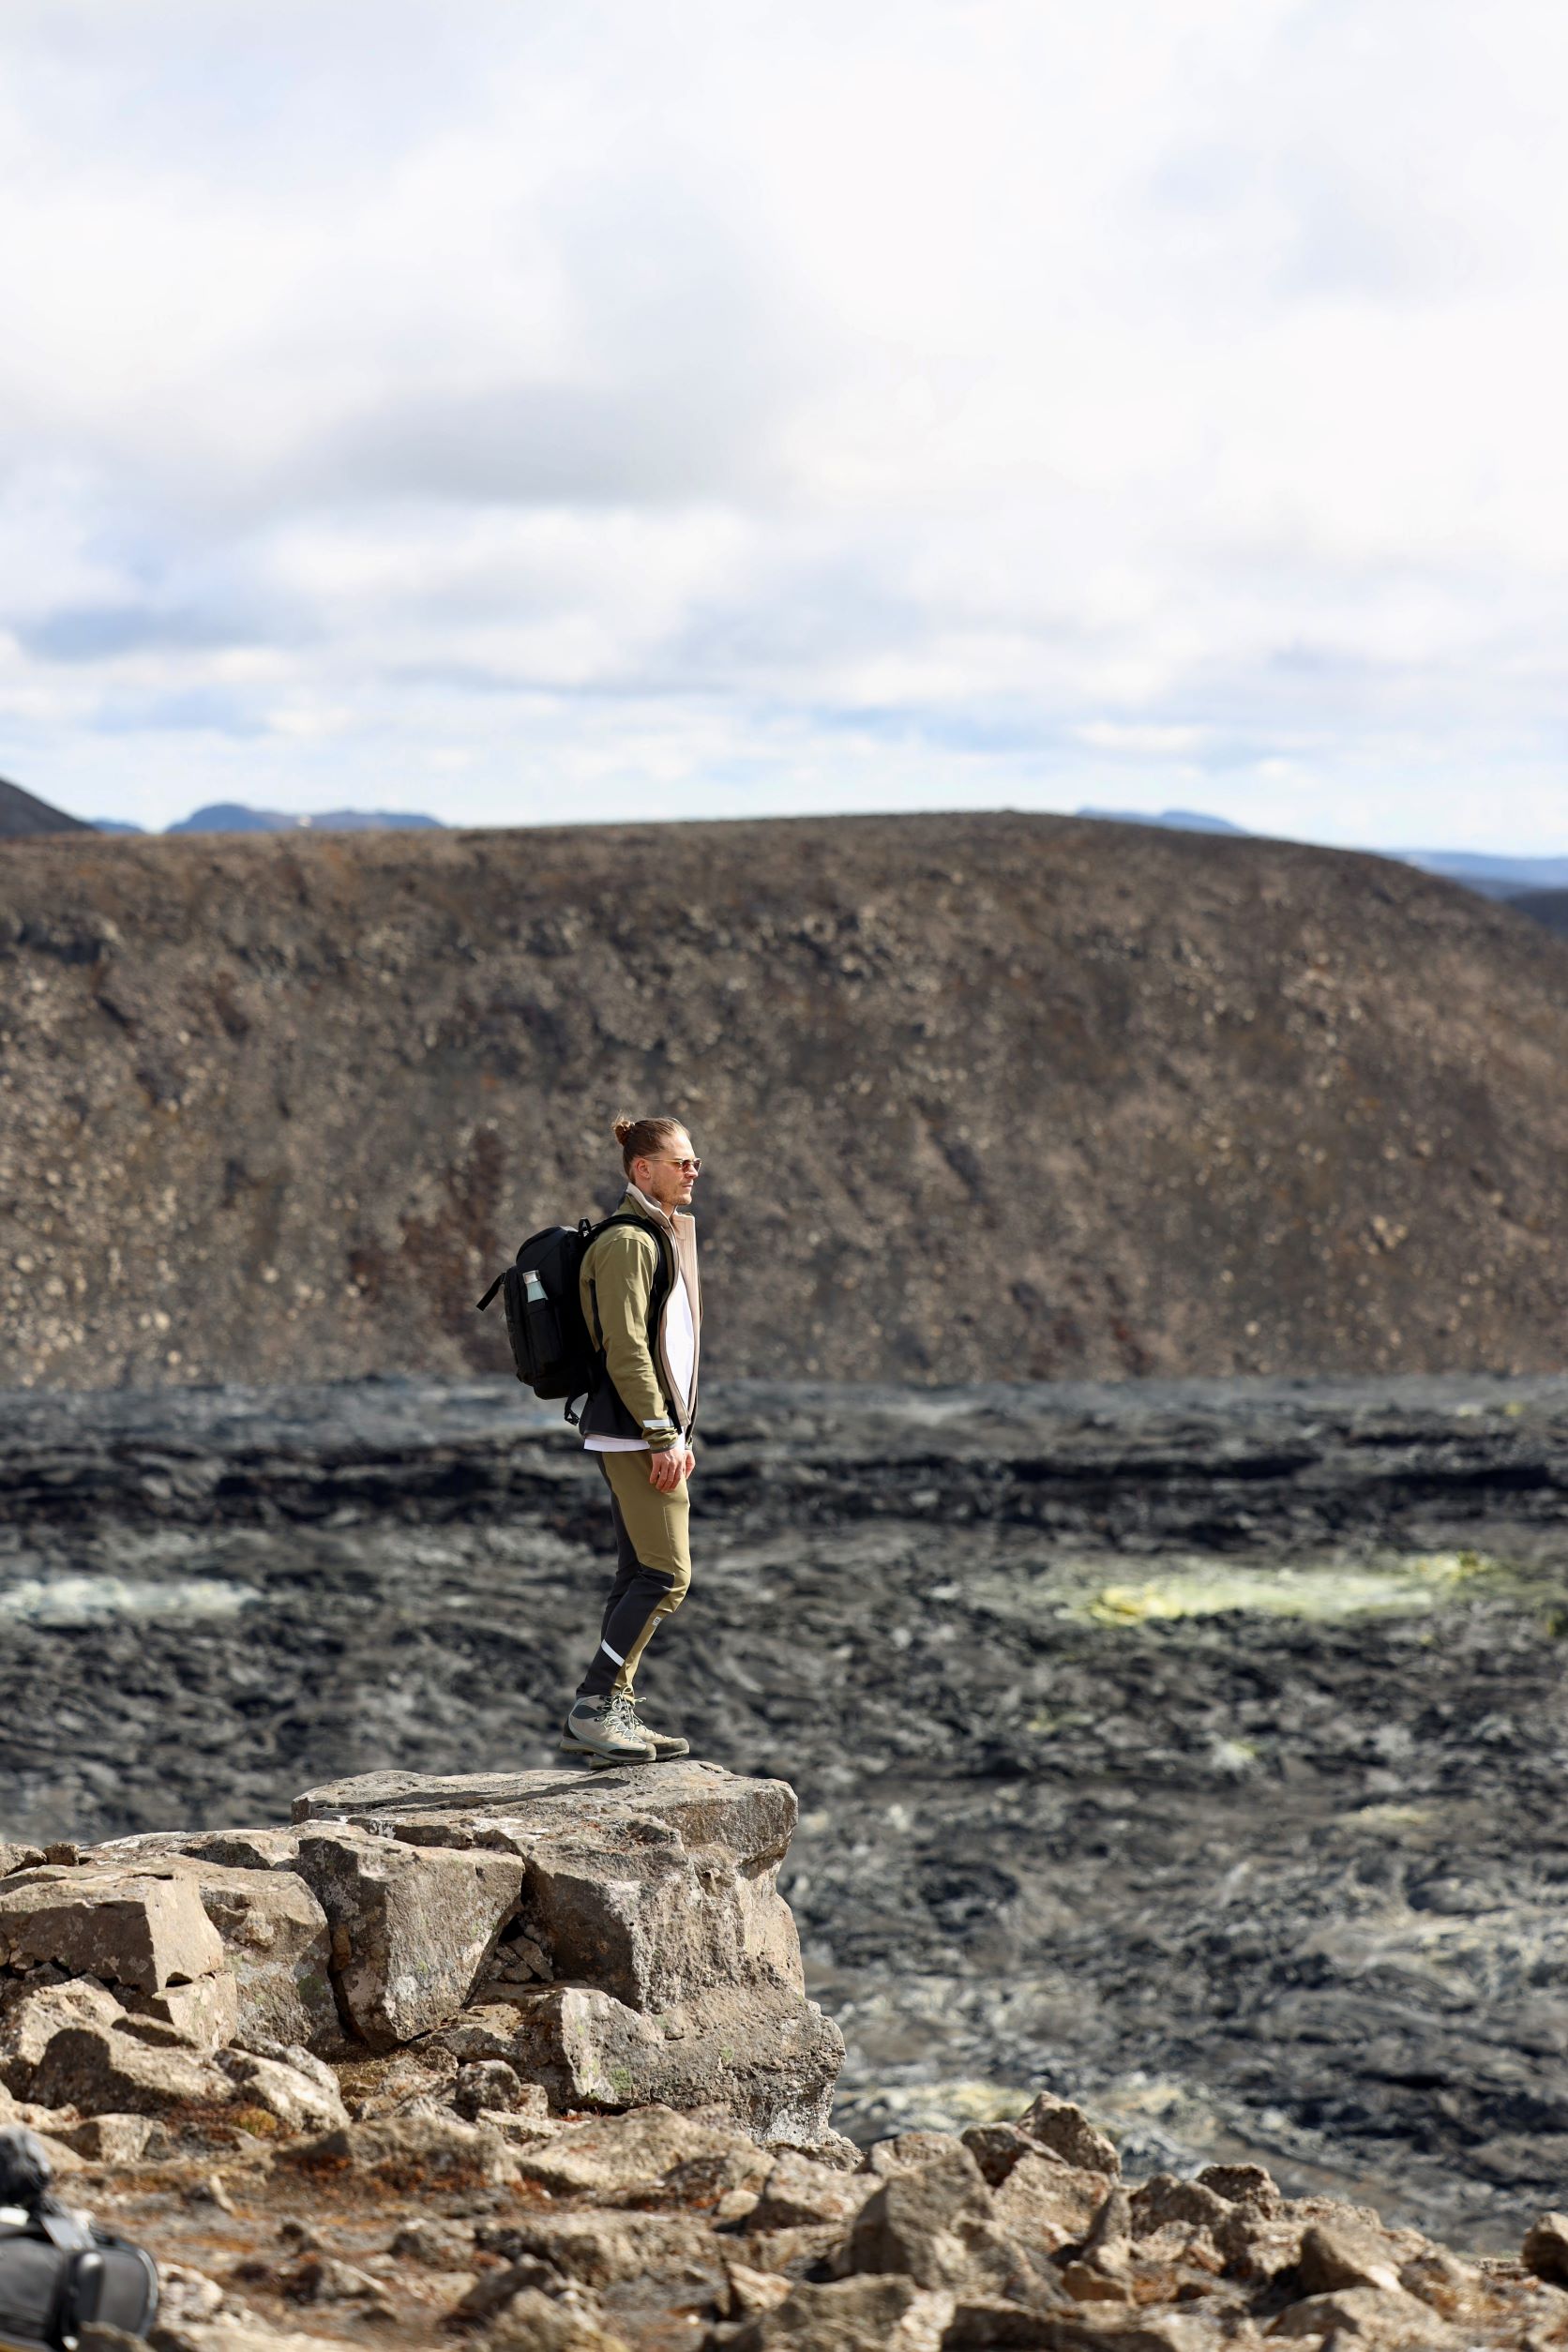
[3, 1369, 1568, 2276]
[6, 1759, 1568, 2352]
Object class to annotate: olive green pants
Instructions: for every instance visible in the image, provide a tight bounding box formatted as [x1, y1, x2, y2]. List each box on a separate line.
[575, 1452, 691, 1701]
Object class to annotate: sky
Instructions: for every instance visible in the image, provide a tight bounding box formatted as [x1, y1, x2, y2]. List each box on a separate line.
[2, 0, 1566, 849]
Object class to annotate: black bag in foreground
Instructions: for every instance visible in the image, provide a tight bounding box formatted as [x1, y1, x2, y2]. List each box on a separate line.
[0, 2126, 158, 2349]
[477, 1214, 663, 1419]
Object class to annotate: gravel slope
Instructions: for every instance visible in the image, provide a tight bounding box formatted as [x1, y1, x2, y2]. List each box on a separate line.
[3, 810, 1567, 1387]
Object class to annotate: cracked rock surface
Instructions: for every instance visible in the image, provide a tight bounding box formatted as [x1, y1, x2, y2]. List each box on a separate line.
[4, 1373, 1568, 2252]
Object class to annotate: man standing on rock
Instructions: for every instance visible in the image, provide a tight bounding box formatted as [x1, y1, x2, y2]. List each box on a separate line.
[562, 1115, 702, 1768]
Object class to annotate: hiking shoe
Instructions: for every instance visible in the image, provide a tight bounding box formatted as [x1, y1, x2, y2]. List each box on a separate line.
[619, 1700, 689, 1760]
[561, 1695, 656, 1764]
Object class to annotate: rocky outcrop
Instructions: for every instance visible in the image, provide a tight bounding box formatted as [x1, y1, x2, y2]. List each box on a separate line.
[2, 811, 1568, 1393]
[0, 1761, 840, 2151]
[289, 1763, 841, 2141]
[0, 1755, 1562, 2348]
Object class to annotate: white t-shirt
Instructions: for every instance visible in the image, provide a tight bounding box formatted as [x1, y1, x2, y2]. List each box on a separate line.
[584, 1266, 696, 1454]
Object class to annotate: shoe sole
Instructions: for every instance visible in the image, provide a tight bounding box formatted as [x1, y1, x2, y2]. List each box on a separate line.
[559, 1729, 688, 1761]
[559, 1729, 656, 1767]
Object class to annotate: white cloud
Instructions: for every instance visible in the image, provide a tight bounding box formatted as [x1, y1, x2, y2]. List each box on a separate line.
[0, 0, 1565, 846]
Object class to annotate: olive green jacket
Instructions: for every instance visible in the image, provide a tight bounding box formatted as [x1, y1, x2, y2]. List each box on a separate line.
[578, 1186, 701, 1451]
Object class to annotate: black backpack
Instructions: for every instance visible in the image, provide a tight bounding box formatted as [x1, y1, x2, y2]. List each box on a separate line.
[0, 2128, 158, 2350]
[476, 1215, 668, 1421]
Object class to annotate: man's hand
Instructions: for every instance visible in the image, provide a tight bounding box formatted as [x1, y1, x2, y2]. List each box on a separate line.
[647, 1445, 687, 1493]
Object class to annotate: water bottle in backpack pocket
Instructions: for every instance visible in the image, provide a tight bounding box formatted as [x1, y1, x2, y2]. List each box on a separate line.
[476, 1223, 597, 1406]
[475, 1213, 669, 1423]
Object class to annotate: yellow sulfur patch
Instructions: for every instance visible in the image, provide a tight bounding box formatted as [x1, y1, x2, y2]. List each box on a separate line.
[1082, 1551, 1492, 1627]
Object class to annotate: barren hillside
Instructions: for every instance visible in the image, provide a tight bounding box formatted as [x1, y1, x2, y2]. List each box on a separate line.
[0, 810, 1563, 1387]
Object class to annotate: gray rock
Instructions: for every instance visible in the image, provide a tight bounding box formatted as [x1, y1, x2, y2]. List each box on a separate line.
[1129, 2175, 1231, 2239]
[1296, 2218, 1406, 2298]
[285, 2111, 520, 2191]
[85, 1828, 305, 1874]
[750, 2149, 875, 2231]
[53, 2113, 158, 2163]
[452, 2058, 529, 2118]
[26, 2020, 233, 2118]
[290, 1826, 523, 2049]
[510, 2103, 769, 2203]
[1059, 2184, 1135, 2304]
[389, 2215, 475, 2265]
[468, 2284, 633, 2352]
[1197, 2164, 1280, 2214]
[1268, 2284, 1460, 2344]
[0, 1979, 126, 2093]
[867, 2132, 969, 2177]
[294, 1761, 807, 2006]
[960, 2122, 1040, 2188]
[278, 2252, 392, 2312]
[217, 2045, 348, 2132]
[165, 1862, 337, 2052]
[1016, 2090, 1121, 2178]
[1523, 2209, 1568, 2284]
[0, 1869, 224, 1993]
[289, 1761, 852, 2152]
[2, 1849, 337, 2054]
[501, 1981, 842, 2142]
[729, 2275, 955, 2352]
[990, 2151, 1108, 2254]
[847, 2145, 993, 2290]
[475, 2208, 720, 2291]
[117, 1973, 238, 2053]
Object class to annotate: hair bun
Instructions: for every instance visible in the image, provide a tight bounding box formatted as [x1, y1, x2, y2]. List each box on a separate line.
[612, 1111, 685, 1172]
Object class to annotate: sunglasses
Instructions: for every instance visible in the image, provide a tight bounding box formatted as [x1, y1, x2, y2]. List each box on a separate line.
[656, 1155, 702, 1174]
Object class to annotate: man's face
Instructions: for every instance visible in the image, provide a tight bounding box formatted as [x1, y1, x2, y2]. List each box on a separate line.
[635, 1131, 700, 1212]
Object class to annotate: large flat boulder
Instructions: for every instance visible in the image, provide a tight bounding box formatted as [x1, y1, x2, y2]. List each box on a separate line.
[291, 1760, 796, 1873]
[293, 1760, 806, 1999]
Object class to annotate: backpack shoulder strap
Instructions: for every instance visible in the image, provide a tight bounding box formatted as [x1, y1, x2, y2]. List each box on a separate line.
[593, 1214, 672, 1304]
[580, 1214, 672, 1365]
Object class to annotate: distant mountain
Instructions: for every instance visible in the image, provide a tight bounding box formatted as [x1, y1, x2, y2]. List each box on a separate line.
[0, 776, 93, 838]
[1074, 810, 1568, 901]
[167, 804, 445, 835]
[1509, 888, 1568, 936]
[1078, 807, 1249, 836]
[1395, 851, 1568, 898]
[92, 820, 145, 836]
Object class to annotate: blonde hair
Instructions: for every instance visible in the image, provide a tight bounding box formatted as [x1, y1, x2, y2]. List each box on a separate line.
[612, 1113, 687, 1175]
